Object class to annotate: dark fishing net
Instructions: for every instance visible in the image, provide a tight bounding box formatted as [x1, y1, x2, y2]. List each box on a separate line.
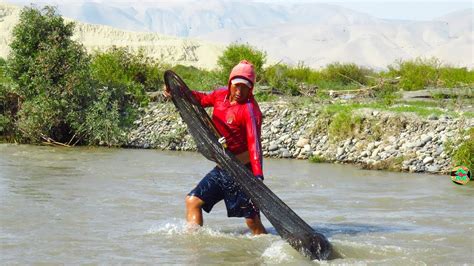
[164, 70, 332, 260]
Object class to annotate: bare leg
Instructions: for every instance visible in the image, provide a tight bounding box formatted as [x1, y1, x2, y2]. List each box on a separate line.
[185, 195, 204, 227]
[245, 215, 267, 235]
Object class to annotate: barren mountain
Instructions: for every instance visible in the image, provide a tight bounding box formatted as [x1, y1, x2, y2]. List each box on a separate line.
[1, 1, 473, 69]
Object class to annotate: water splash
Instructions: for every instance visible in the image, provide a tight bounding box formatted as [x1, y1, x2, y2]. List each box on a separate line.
[147, 219, 189, 235]
[261, 240, 295, 263]
[146, 219, 248, 239]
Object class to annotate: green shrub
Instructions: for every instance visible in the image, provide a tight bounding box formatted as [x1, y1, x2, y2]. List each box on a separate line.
[16, 95, 64, 141]
[374, 83, 400, 106]
[262, 63, 321, 95]
[285, 62, 323, 84]
[81, 91, 125, 146]
[452, 128, 474, 172]
[171, 65, 221, 90]
[253, 90, 277, 102]
[90, 47, 171, 131]
[0, 86, 18, 139]
[388, 58, 440, 90]
[0, 58, 18, 139]
[0, 57, 6, 80]
[92, 47, 164, 92]
[439, 67, 474, 88]
[91, 47, 158, 101]
[217, 43, 266, 83]
[262, 63, 289, 92]
[322, 62, 372, 86]
[309, 155, 327, 163]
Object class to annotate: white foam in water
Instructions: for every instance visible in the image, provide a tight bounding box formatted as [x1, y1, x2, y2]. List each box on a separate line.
[261, 240, 294, 263]
[147, 219, 188, 235]
[146, 219, 245, 239]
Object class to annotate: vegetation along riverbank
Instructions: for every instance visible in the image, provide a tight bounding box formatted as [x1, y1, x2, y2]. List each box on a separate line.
[1, 6, 473, 174]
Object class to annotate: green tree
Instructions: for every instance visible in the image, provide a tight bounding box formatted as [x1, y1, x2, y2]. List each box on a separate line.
[0, 57, 18, 139]
[90, 47, 159, 127]
[7, 6, 94, 143]
[217, 43, 266, 83]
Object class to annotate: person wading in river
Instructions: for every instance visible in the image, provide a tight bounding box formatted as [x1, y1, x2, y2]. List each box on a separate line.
[163, 60, 267, 235]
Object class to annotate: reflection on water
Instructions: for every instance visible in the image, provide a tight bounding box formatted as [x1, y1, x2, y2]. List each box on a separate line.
[0, 144, 473, 264]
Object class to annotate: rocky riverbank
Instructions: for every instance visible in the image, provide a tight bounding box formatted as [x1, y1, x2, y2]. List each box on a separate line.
[127, 101, 473, 174]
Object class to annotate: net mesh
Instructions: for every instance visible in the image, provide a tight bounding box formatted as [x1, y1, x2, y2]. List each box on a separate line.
[164, 70, 332, 260]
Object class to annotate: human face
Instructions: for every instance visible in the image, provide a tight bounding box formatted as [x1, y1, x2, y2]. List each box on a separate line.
[229, 83, 251, 103]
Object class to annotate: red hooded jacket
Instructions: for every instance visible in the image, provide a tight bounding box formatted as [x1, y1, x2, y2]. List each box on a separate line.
[191, 61, 263, 177]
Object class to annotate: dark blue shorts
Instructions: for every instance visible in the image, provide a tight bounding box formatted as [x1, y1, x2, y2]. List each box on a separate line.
[188, 167, 260, 218]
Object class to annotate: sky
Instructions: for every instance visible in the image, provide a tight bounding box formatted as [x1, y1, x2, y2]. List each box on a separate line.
[3, 0, 473, 21]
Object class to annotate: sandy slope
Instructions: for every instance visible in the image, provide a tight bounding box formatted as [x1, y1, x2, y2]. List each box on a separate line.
[0, 2, 224, 69]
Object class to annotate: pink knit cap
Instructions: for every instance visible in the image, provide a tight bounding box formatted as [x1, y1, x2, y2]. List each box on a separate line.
[228, 60, 256, 89]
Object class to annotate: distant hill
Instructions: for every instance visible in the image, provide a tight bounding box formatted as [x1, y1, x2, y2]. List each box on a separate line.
[1, 1, 473, 69]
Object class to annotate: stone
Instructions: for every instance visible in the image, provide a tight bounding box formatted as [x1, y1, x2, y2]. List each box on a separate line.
[367, 143, 376, 151]
[388, 136, 397, 143]
[296, 138, 310, 148]
[421, 135, 433, 144]
[344, 139, 352, 147]
[268, 144, 279, 151]
[282, 150, 292, 158]
[426, 165, 440, 173]
[384, 145, 394, 152]
[423, 157, 434, 164]
[272, 120, 282, 128]
[409, 165, 418, 172]
[371, 148, 380, 157]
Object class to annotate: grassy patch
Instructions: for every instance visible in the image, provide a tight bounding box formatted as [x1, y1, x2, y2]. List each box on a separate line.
[309, 155, 327, 163]
[362, 156, 405, 171]
[396, 100, 439, 108]
[254, 91, 278, 102]
[328, 112, 362, 142]
[452, 128, 474, 172]
[322, 100, 463, 118]
[388, 105, 446, 117]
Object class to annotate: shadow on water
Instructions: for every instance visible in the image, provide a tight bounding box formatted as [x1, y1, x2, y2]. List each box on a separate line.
[262, 222, 407, 238]
[311, 222, 409, 238]
[261, 223, 410, 260]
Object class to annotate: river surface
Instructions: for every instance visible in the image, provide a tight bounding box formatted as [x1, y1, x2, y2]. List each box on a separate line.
[0, 144, 472, 264]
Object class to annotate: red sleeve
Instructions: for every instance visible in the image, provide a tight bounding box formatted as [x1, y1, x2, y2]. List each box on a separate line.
[244, 103, 264, 177]
[192, 90, 216, 107]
